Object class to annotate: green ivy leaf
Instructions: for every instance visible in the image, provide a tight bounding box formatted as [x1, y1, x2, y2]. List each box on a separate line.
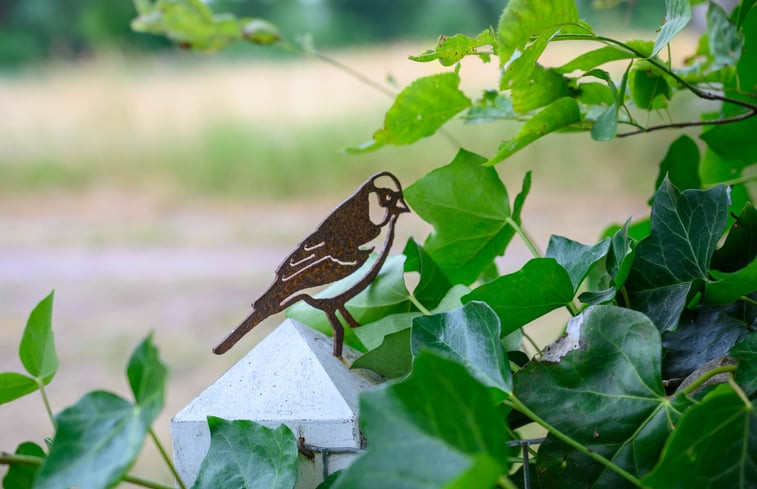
[643, 385, 757, 489]
[705, 259, 757, 304]
[545, 235, 611, 293]
[729, 332, 757, 396]
[411, 302, 511, 395]
[351, 328, 411, 379]
[404, 149, 523, 285]
[2, 441, 45, 489]
[402, 237, 452, 309]
[711, 202, 757, 273]
[706, 2, 743, 71]
[35, 391, 150, 489]
[661, 301, 752, 378]
[332, 352, 510, 489]
[496, 0, 578, 66]
[287, 255, 413, 351]
[462, 258, 574, 336]
[516, 305, 690, 486]
[652, 135, 701, 197]
[126, 333, 168, 424]
[652, 0, 693, 56]
[629, 60, 673, 110]
[409, 29, 494, 66]
[510, 65, 569, 114]
[192, 417, 297, 489]
[348, 72, 471, 153]
[0, 372, 38, 405]
[625, 178, 729, 332]
[487, 97, 580, 164]
[19, 291, 58, 385]
[555, 40, 654, 73]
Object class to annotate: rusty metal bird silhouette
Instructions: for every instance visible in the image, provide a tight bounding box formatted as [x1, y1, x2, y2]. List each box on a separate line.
[213, 171, 409, 357]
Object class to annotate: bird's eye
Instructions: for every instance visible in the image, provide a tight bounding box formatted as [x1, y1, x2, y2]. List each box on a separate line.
[385, 194, 392, 201]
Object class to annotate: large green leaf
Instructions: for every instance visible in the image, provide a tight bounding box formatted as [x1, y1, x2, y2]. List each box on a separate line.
[462, 258, 574, 335]
[131, 0, 279, 50]
[19, 291, 58, 385]
[729, 332, 757, 396]
[402, 237, 452, 309]
[404, 149, 523, 284]
[545, 235, 611, 293]
[0, 372, 38, 405]
[331, 352, 510, 489]
[287, 255, 413, 351]
[487, 97, 580, 165]
[349, 72, 471, 153]
[625, 178, 729, 332]
[644, 385, 757, 489]
[661, 301, 753, 378]
[34, 391, 149, 489]
[652, 135, 701, 197]
[126, 333, 168, 424]
[555, 40, 654, 73]
[496, 0, 578, 66]
[411, 302, 511, 394]
[191, 417, 297, 489]
[652, 0, 693, 56]
[2, 441, 45, 489]
[516, 305, 690, 487]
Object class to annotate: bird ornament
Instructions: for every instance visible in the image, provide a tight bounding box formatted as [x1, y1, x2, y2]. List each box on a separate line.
[213, 171, 409, 357]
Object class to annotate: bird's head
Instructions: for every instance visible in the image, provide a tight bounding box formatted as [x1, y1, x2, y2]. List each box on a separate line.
[368, 172, 409, 225]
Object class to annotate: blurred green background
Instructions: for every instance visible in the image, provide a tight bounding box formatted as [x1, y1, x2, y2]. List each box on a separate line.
[1, 0, 707, 485]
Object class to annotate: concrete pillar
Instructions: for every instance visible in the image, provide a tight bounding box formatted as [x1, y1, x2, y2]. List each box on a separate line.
[170, 319, 381, 488]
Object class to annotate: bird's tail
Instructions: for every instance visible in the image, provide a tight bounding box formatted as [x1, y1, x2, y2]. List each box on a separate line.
[213, 308, 268, 355]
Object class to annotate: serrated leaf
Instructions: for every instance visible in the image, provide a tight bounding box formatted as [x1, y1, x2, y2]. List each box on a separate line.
[411, 302, 511, 394]
[626, 178, 729, 332]
[516, 305, 691, 487]
[351, 328, 411, 379]
[546, 235, 611, 293]
[556, 40, 654, 73]
[0, 372, 38, 405]
[510, 65, 569, 114]
[409, 29, 494, 66]
[19, 291, 58, 385]
[331, 352, 510, 489]
[404, 149, 521, 284]
[462, 258, 574, 335]
[496, 0, 578, 66]
[402, 237, 452, 309]
[487, 97, 580, 165]
[287, 255, 412, 351]
[191, 417, 297, 489]
[643, 385, 757, 489]
[662, 301, 753, 378]
[2, 441, 45, 489]
[126, 334, 168, 424]
[652, 0, 693, 56]
[348, 72, 471, 153]
[34, 391, 149, 489]
[652, 135, 701, 198]
[729, 332, 757, 396]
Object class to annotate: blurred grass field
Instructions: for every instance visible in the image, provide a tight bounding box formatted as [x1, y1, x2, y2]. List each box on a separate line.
[0, 37, 705, 483]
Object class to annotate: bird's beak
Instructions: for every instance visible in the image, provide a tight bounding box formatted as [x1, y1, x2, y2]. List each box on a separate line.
[396, 197, 410, 214]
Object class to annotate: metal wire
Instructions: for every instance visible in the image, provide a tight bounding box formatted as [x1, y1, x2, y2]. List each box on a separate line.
[302, 437, 547, 487]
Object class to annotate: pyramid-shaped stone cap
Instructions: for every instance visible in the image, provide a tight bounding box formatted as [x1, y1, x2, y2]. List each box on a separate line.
[171, 319, 382, 487]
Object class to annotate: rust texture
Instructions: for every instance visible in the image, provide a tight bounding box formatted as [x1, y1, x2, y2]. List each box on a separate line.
[213, 171, 408, 357]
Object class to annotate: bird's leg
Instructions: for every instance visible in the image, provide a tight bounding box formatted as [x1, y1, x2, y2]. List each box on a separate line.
[324, 309, 345, 357]
[338, 305, 361, 329]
